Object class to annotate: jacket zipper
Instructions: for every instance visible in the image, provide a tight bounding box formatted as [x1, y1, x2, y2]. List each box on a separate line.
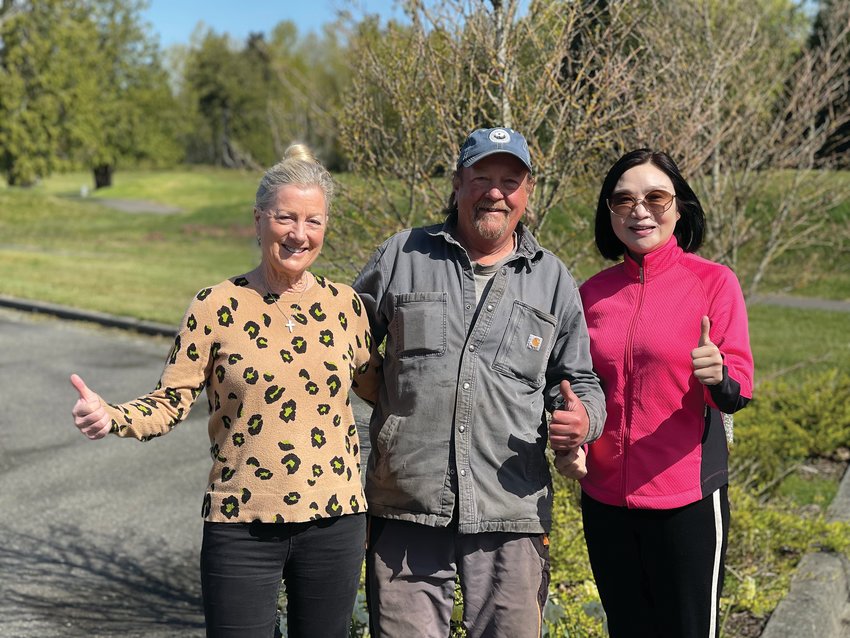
[621, 264, 646, 504]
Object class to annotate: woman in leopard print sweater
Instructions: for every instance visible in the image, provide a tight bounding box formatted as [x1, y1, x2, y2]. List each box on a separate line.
[70, 144, 381, 638]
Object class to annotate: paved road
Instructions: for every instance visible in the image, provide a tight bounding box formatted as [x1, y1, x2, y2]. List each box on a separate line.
[750, 293, 850, 313]
[1, 308, 211, 637]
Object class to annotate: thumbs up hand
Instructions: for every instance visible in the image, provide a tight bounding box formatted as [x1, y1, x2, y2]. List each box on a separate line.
[70, 374, 112, 440]
[554, 446, 587, 480]
[691, 316, 724, 385]
[549, 380, 590, 450]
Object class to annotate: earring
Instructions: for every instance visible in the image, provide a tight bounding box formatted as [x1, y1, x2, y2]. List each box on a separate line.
[256, 236, 261, 246]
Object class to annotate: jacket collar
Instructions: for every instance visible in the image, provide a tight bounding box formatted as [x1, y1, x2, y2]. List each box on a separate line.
[623, 236, 683, 281]
[431, 211, 544, 263]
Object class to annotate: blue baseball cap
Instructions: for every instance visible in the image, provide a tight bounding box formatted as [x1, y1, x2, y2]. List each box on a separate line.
[456, 127, 533, 172]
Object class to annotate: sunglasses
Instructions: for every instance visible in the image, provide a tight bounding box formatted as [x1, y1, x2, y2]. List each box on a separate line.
[607, 190, 676, 217]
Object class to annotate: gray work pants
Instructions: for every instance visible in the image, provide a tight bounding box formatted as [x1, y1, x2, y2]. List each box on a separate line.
[365, 517, 550, 638]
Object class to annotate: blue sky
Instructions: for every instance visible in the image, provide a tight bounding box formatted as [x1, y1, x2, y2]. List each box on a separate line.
[141, 0, 405, 48]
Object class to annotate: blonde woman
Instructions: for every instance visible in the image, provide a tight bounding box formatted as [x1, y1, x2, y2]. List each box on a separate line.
[70, 145, 381, 637]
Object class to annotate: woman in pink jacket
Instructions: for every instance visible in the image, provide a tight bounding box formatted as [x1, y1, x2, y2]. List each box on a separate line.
[552, 149, 754, 637]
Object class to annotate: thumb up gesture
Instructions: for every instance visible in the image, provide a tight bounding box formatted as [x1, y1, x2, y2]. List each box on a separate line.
[691, 316, 723, 386]
[549, 380, 589, 450]
[70, 374, 112, 440]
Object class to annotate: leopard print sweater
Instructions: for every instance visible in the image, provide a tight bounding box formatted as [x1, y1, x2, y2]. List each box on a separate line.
[103, 274, 380, 523]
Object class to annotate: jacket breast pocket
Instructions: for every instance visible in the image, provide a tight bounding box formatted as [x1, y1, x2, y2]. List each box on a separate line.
[493, 301, 556, 386]
[393, 292, 447, 358]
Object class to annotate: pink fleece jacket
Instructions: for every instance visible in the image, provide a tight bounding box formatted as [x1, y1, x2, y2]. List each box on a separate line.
[580, 237, 754, 509]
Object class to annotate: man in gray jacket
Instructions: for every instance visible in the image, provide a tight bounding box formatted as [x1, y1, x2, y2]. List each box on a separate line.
[353, 126, 605, 638]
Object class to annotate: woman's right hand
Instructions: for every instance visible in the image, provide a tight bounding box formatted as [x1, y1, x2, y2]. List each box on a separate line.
[70, 374, 111, 440]
[554, 446, 587, 480]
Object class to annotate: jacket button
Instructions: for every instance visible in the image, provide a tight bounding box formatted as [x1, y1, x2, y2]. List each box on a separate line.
[459, 425, 465, 433]
[462, 382, 470, 390]
[460, 469, 467, 477]
[486, 304, 494, 311]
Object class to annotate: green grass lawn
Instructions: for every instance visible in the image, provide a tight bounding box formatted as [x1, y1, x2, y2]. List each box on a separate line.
[0, 169, 259, 323]
[2, 167, 849, 377]
[748, 304, 850, 381]
[777, 470, 840, 508]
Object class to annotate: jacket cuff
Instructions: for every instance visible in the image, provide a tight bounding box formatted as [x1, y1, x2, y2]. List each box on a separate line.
[709, 365, 751, 414]
[583, 401, 604, 444]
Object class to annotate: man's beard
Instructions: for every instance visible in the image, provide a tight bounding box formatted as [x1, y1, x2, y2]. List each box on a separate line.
[473, 210, 510, 240]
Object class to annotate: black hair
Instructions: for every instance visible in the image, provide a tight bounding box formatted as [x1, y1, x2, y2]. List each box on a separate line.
[594, 149, 705, 261]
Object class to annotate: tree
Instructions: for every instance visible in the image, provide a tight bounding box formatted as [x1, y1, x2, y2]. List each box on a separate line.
[0, 0, 24, 28]
[182, 29, 270, 169]
[179, 20, 350, 171]
[0, 0, 182, 188]
[0, 0, 83, 185]
[67, 0, 182, 188]
[811, 0, 850, 167]
[263, 20, 351, 170]
[337, 0, 850, 295]
[336, 0, 643, 265]
[624, 0, 850, 296]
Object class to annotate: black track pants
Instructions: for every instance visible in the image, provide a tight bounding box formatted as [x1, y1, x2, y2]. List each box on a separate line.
[581, 487, 730, 638]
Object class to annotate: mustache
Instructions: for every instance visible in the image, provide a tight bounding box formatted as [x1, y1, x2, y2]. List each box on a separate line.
[474, 202, 510, 214]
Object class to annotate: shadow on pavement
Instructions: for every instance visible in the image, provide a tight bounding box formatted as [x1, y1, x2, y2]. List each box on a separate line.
[0, 524, 204, 637]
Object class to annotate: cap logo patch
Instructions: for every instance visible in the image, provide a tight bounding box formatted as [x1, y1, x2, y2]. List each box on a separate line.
[527, 334, 543, 351]
[489, 129, 511, 144]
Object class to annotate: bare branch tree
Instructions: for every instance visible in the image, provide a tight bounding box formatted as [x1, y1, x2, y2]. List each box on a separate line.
[625, 0, 850, 297]
[335, 0, 644, 266]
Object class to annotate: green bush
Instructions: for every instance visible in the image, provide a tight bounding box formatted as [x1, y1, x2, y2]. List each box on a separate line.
[723, 484, 850, 619]
[731, 369, 850, 494]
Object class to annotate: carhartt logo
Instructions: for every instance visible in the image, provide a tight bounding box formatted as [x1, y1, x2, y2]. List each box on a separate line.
[527, 334, 543, 351]
[489, 129, 510, 144]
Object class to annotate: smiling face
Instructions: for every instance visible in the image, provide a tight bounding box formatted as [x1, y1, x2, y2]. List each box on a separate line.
[254, 184, 327, 288]
[610, 163, 680, 261]
[452, 154, 532, 260]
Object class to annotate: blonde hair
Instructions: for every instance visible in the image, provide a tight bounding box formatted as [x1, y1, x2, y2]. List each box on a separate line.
[254, 144, 335, 214]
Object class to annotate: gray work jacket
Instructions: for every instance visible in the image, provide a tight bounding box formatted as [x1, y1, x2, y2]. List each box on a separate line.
[353, 214, 605, 534]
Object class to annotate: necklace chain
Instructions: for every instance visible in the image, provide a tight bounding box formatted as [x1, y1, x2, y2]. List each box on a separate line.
[261, 272, 310, 333]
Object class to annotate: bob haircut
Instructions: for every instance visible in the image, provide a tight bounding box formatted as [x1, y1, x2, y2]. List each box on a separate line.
[594, 149, 705, 261]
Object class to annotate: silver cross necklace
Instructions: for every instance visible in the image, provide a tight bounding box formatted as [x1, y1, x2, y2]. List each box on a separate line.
[261, 271, 311, 333]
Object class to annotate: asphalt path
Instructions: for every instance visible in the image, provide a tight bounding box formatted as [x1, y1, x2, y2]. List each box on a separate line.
[1, 308, 216, 637]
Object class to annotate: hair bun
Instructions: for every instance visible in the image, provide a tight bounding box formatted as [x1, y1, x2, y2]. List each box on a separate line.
[284, 143, 317, 164]
[254, 143, 335, 214]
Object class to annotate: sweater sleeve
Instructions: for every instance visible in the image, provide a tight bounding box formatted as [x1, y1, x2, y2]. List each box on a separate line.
[350, 290, 382, 405]
[704, 267, 754, 413]
[104, 290, 215, 440]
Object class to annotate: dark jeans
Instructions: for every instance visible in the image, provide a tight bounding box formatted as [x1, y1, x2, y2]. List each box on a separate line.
[582, 487, 730, 638]
[200, 514, 366, 638]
